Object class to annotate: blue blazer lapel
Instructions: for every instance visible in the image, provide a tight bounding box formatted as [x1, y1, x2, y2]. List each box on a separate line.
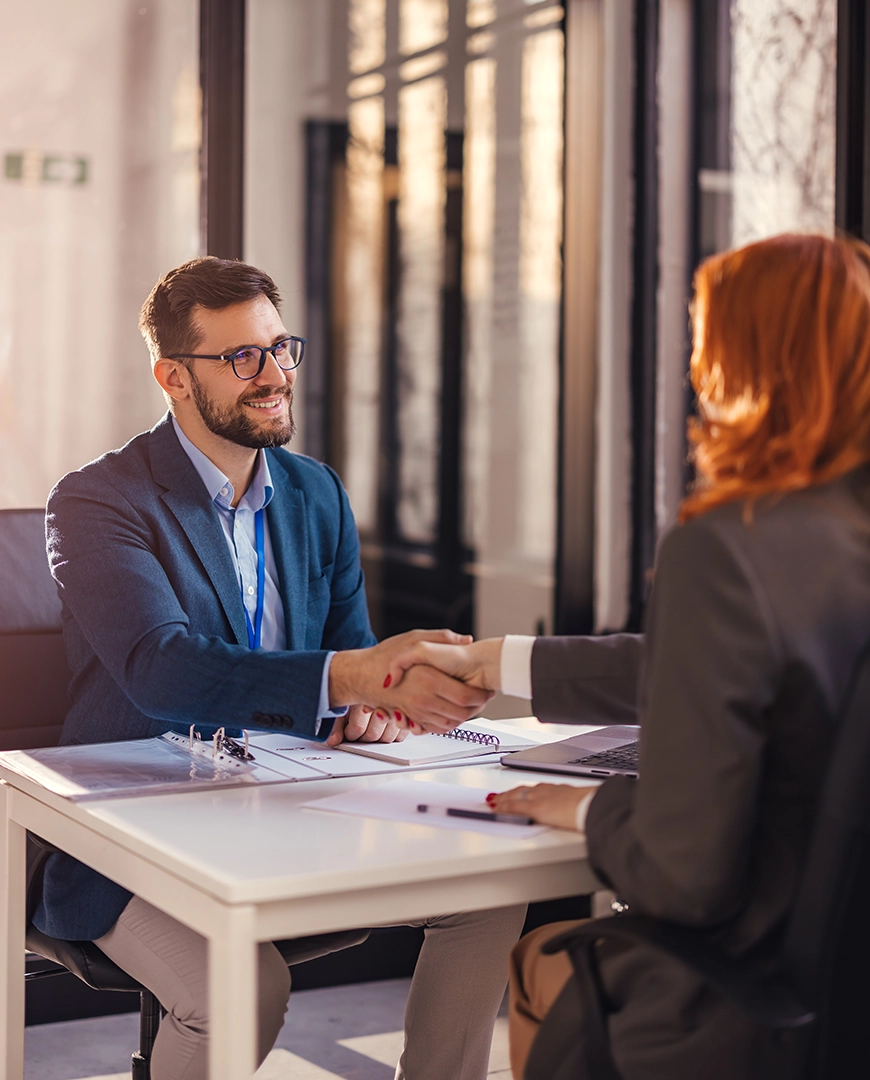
[147, 418, 249, 646]
[266, 455, 308, 652]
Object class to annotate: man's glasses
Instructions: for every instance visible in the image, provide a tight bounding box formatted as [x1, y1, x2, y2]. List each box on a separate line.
[167, 336, 305, 381]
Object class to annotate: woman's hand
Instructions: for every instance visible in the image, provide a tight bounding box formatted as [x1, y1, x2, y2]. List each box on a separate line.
[486, 783, 596, 831]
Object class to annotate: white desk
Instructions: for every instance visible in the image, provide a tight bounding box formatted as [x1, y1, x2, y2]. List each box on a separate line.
[0, 762, 599, 1079]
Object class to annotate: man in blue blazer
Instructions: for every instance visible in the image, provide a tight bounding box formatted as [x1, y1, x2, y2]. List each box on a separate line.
[40, 257, 525, 1080]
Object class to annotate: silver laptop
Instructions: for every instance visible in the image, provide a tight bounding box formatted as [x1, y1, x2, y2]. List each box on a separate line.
[500, 725, 640, 779]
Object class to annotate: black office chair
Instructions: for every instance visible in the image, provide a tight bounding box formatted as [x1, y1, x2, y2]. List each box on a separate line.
[0, 508, 159, 1074]
[1, 508, 369, 1078]
[524, 638, 870, 1080]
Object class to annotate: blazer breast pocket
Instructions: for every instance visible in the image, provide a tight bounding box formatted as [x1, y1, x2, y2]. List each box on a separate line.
[305, 572, 331, 647]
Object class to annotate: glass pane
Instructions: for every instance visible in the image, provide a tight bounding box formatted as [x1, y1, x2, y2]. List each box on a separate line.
[400, 0, 448, 55]
[350, 0, 387, 74]
[461, 56, 497, 551]
[395, 75, 447, 544]
[343, 96, 386, 533]
[467, 0, 496, 29]
[698, 0, 837, 257]
[517, 27, 564, 562]
[0, 1, 199, 509]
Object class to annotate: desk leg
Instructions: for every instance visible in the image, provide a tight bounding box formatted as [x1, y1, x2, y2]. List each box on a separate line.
[0, 786, 26, 1080]
[208, 906, 258, 1079]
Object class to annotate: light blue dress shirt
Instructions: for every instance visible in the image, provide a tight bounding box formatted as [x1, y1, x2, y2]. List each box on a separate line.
[172, 417, 343, 728]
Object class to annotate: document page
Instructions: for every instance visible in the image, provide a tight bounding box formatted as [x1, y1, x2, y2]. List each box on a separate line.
[301, 778, 550, 838]
[246, 734, 410, 777]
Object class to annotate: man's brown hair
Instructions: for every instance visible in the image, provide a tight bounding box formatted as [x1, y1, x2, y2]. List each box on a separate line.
[139, 257, 282, 365]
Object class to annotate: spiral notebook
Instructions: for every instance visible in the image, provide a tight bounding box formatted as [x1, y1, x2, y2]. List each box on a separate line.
[333, 722, 539, 766]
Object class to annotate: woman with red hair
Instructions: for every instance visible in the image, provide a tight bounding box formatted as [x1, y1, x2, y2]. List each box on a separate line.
[389, 233, 870, 1079]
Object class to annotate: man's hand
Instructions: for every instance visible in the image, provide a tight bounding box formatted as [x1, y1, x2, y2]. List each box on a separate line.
[383, 637, 505, 696]
[328, 629, 494, 731]
[325, 704, 408, 747]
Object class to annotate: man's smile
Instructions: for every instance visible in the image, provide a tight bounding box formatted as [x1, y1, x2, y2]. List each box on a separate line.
[240, 385, 293, 417]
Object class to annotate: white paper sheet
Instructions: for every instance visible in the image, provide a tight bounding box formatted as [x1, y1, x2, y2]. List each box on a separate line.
[247, 735, 409, 777]
[300, 778, 549, 838]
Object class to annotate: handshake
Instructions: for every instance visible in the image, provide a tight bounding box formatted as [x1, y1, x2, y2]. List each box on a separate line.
[326, 630, 506, 747]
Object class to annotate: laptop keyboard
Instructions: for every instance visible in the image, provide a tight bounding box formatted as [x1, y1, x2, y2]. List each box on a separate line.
[569, 743, 639, 770]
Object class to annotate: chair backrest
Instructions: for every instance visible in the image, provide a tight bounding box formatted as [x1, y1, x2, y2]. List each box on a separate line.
[783, 635, 870, 1075]
[0, 508, 69, 749]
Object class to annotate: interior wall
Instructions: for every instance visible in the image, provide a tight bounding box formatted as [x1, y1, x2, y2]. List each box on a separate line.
[0, 0, 199, 509]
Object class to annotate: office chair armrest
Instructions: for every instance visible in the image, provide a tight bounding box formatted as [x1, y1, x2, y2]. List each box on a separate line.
[541, 915, 815, 1029]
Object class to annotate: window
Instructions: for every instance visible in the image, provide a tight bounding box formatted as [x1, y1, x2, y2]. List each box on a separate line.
[265, 0, 567, 653]
[697, 0, 837, 258]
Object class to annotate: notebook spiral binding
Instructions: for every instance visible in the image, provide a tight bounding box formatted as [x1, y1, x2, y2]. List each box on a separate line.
[435, 728, 500, 747]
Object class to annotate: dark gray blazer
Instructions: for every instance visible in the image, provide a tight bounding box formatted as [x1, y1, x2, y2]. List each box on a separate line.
[37, 415, 376, 941]
[531, 466, 870, 1080]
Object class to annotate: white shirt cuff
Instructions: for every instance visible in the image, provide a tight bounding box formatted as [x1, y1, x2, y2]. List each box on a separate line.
[575, 791, 596, 832]
[500, 635, 535, 699]
[318, 652, 348, 722]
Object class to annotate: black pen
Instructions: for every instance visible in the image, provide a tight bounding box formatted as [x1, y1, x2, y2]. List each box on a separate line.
[416, 803, 535, 826]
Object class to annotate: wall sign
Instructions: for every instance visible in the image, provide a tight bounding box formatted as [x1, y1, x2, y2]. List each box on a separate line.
[4, 151, 88, 185]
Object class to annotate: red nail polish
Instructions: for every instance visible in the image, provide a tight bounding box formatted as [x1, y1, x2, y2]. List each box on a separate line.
[395, 711, 403, 722]
[376, 711, 384, 719]
[486, 793, 496, 800]
[383, 674, 392, 688]
[408, 720, 415, 728]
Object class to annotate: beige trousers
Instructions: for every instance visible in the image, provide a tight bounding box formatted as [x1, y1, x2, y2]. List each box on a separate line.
[96, 895, 527, 1080]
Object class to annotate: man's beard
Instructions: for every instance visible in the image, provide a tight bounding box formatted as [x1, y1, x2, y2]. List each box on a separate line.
[188, 368, 296, 449]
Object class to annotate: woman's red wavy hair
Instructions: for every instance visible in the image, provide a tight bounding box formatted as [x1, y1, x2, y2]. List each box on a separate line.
[679, 233, 870, 523]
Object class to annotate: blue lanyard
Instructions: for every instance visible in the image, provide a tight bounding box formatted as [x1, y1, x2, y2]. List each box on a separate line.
[242, 508, 265, 650]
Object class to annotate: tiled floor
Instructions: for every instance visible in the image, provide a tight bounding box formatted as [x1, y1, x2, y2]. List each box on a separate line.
[24, 978, 512, 1080]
